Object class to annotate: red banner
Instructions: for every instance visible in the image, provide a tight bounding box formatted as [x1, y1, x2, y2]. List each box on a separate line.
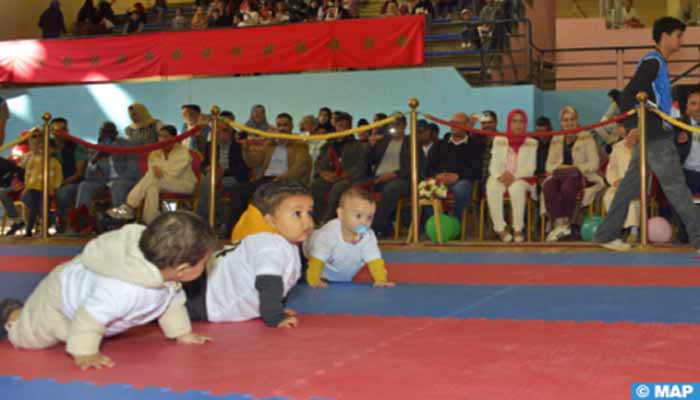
[0, 16, 424, 84]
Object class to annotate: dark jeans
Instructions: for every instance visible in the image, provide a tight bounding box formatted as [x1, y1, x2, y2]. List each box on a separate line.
[371, 178, 411, 237]
[22, 189, 54, 234]
[311, 178, 354, 224]
[595, 138, 700, 249]
[670, 168, 700, 243]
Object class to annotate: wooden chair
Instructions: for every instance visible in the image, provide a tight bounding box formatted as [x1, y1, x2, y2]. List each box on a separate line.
[159, 149, 203, 213]
[479, 191, 536, 242]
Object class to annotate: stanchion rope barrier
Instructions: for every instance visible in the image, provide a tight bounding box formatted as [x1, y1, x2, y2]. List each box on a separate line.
[225, 115, 399, 141]
[52, 125, 202, 154]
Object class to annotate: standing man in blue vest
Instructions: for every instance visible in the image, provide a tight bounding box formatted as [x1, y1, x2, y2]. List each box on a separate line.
[594, 16, 700, 251]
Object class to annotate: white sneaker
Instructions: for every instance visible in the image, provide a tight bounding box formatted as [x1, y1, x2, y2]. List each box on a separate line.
[599, 239, 631, 252]
[107, 205, 134, 220]
[545, 225, 571, 242]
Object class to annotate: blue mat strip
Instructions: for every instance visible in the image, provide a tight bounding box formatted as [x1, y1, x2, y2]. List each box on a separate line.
[2, 245, 700, 266]
[286, 283, 700, 323]
[2, 272, 697, 324]
[0, 376, 300, 400]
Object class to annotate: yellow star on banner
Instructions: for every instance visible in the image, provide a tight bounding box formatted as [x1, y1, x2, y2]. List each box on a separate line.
[230, 46, 242, 57]
[202, 48, 212, 58]
[363, 38, 375, 50]
[62, 57, 72, 66]
[295, 42, 307, 54]
[328, 38, 340, 50]
[396, 34, 408, 47]
[90, 56, 100, 65]
[145, 51, 154, 61]
[172, 49, 182, 60]
[263, 44, 274, 55]
[117, 54, 127, 64]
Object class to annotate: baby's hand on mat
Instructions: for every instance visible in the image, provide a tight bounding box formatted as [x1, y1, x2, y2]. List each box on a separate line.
[309, 281, 328, 289]
[373, 281, 396, 288]
[277, 316, 298, 328]
[284, 308, 297, 316]
[74, 352, 115, 371]
[176, 332, 212, 345]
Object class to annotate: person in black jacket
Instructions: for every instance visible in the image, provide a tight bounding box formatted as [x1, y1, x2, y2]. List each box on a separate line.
[195, 115, 249, 236]
[38, 1, 67, 39]
[425, 112, 485, 220]
[670, 89, 700, 243]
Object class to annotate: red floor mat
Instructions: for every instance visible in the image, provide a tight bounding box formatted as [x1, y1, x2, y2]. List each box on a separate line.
[0, 256, 71, 273]
[355, 262, 700, 286]
[1, 315, 698, 400]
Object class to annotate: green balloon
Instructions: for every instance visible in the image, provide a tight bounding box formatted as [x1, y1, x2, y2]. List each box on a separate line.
[446, 215, 461, 240]
[426, 214, 459, 243]
[580, 215, 603, 242]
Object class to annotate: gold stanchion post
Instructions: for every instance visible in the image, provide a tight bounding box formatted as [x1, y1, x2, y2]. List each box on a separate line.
[407, 98, 420, 245]
[41, 112, 52, 240]
[636, 92, 648, 247]
[208, 106, 220, 228]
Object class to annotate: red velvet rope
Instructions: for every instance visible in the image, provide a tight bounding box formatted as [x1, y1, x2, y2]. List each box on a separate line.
[52, 125, 203, 154]
[423, 110, 636, 138]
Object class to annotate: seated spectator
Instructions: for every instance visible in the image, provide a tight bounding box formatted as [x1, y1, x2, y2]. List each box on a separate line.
[195, 115, 249, 236]
[52, 118, 88, 233]
[125, 103, 163, 145]
[543, 106, 605, 242]
[107, 125, 197, 224]
[372, 119, 438, 238]
[123, 11, 144, 34]
[383, 2, 401, 16]
[424, 112, 484, 221]
[366, 113, 407, 235]
[273, 2, 291, 23]
[73, 122, 141, 221]
[673, 89, 700, 243]
[181, 104, 211, 154]
[317, 107, 334, 133]
[76, 0, 99, 35]
[486, 109, 538, 243]
[97, 0, 116, 28]
[152, 0, 169, 22]
[38, 1, 67, 39]
[343, 0, 359, 18]
[208, 0, 226, 15]
[228, 113, 312, 228]
[594, 89, 623, 149]
[239, 3, 262, 25]
[191, 6, 209, 29]
[534, 116, 552, 175]
[412, 0, 435, 18]
[622, 0, 643, 28]
[22, 137, 63, 238]
[300, 115, 324, 177]
[245, 104, 270, 134]
[478, 110, 499, 180]
[357, 118, 370, 142]
[133, 2, 149, 23]
[603, 126, 640, 243]
[381, 0, 399, 15]
[312, 112, 367, 224]
[1, 128, 39, 236]
[172, 8, 189, 30]
[208, 8, 230, 27]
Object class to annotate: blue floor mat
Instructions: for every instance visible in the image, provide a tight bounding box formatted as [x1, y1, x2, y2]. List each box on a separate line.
[286, 283, 700, 323]
[0, 376, 295, 400]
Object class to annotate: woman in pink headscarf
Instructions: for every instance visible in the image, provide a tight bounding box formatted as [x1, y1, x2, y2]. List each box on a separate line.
[485, 109, 538, 242]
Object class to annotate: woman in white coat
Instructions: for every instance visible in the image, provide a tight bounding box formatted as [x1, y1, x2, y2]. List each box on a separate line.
[603, 124, 640, 242]
[486, 109, 538, 242]
[543, 106, 606, 242]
